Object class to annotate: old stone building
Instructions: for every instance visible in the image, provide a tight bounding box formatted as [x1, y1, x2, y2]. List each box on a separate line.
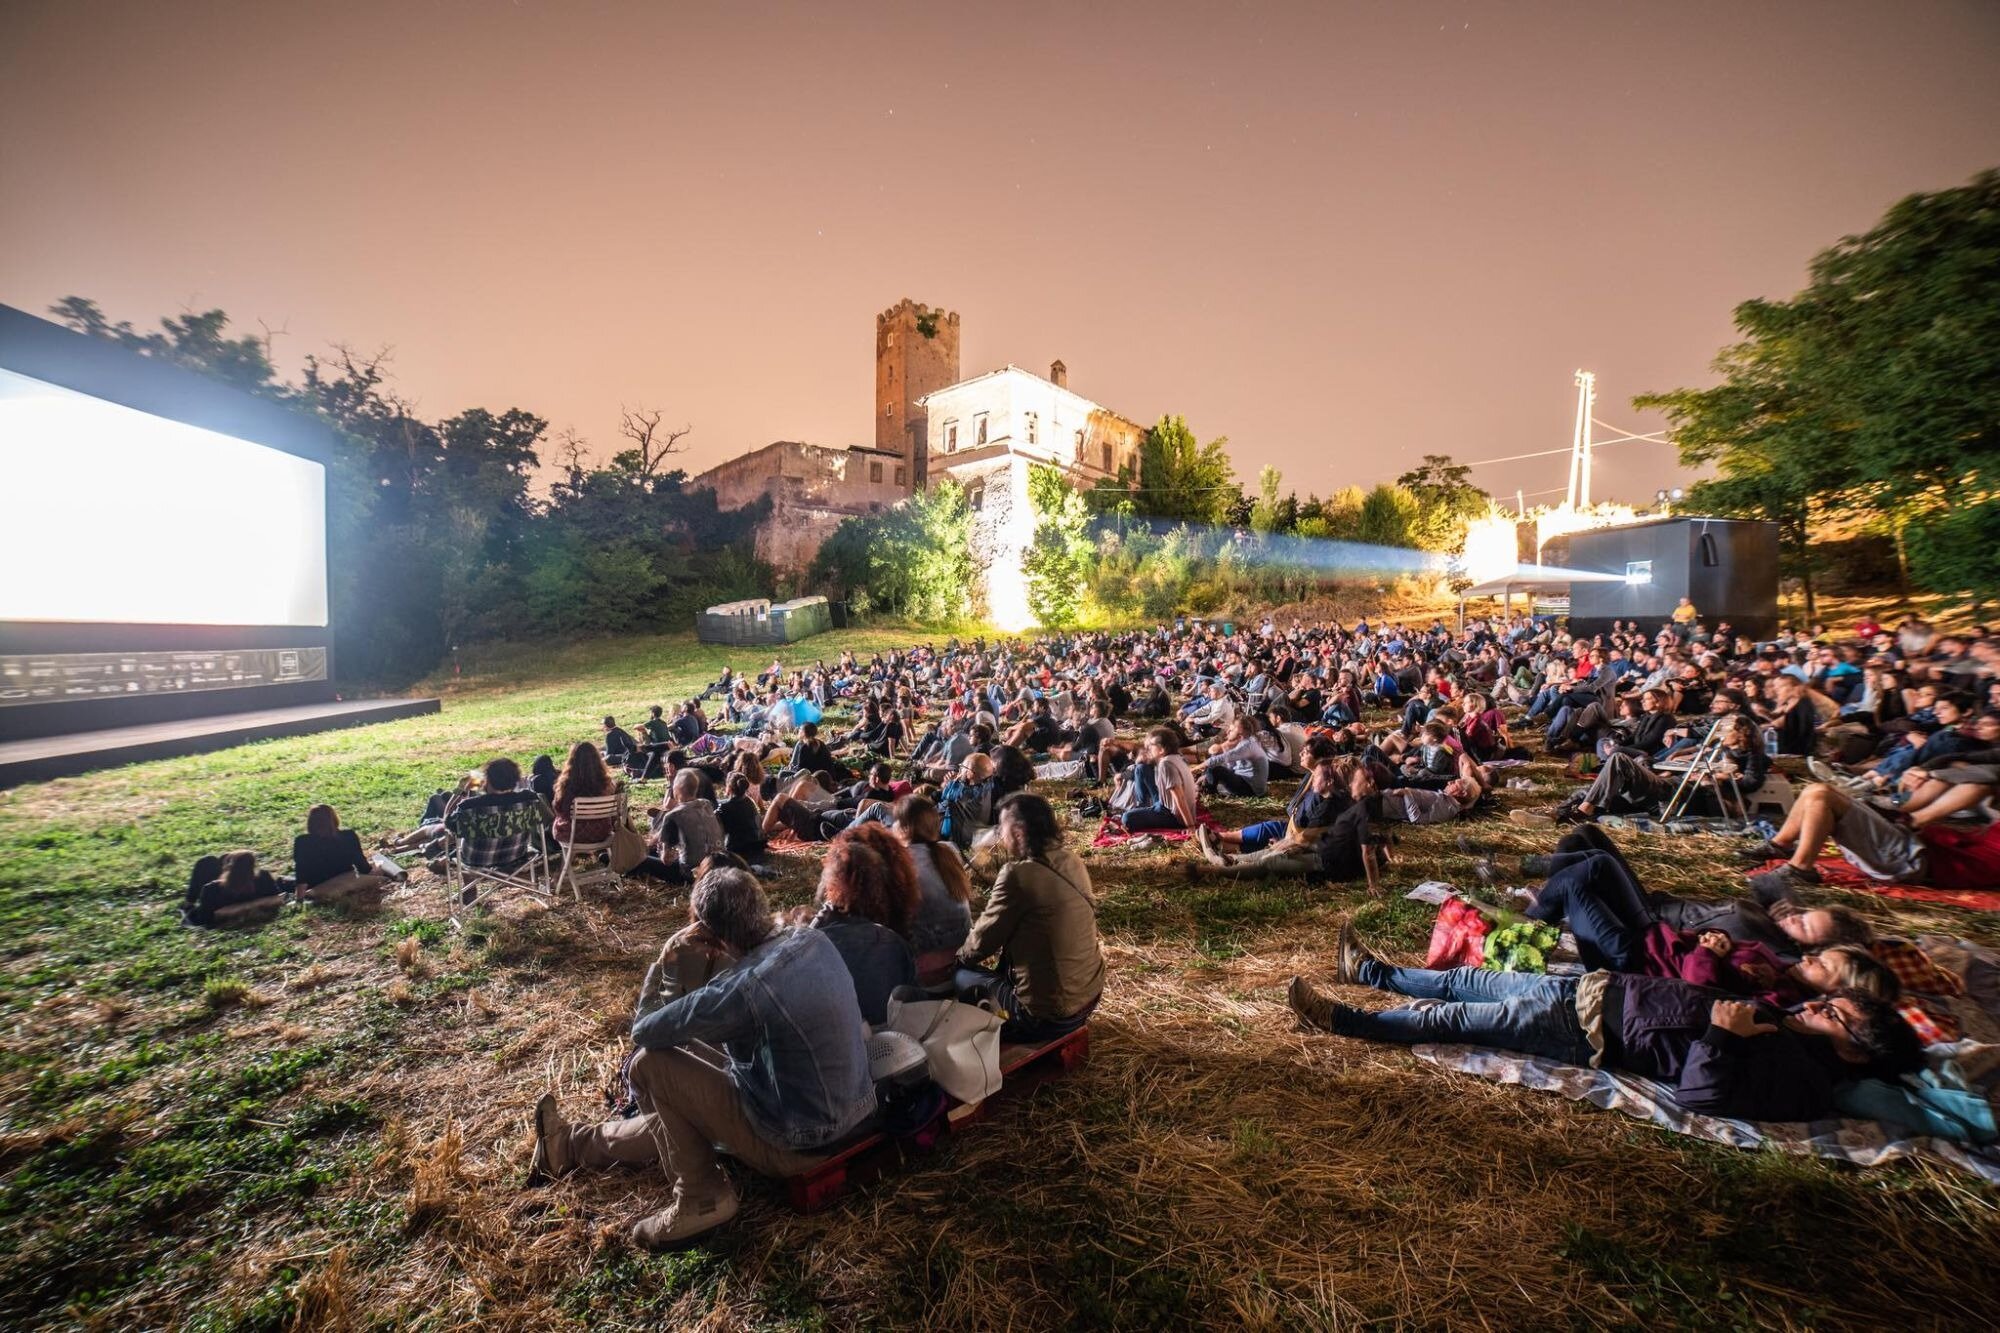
[693, 300, 1144, 625]
[695, 440, 908, 571]
[919, 362, 1145, 630]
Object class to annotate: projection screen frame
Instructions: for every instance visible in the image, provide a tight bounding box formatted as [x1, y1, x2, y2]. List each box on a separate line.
[0, 303, 341, 742]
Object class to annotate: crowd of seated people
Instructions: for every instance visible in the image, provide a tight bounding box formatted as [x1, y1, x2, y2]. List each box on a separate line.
[188, 607, 1998, 1251]
[525, 789, 1104, 1247]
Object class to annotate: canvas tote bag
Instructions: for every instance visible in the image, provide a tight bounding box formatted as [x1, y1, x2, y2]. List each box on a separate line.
[884, 993, 1005, 1104]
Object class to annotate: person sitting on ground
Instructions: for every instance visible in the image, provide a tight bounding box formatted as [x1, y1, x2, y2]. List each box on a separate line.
[956, 793, 1106, 1043]
[637, 705, 674, 778]
[1741, 777, 2000, 895]
[714, 772, 769, 865]
[631, 770, 725, 884]
[787, 721, 851, 785]
[438, 757, 554, 880]
[601, 715, 638, 772]
[1192, 755, 1364, 881]
[808, 824, 920, 1024]
[1759, 672, 1821, 758]
[1287, 926, 1919, 1121]
[1532, 713, 1766, 827]
[528, 754, 559, 806]
[1119, 727, 1202, 833]
[185, 849, 293, 926]
[670, 699, 705, 746]
[292, 804, 397, 904]
[893, 795, 974, 985]
[528, 868, 875, 1248]
[551, 740, 623, 848]
[1200, 714, 1271, 798]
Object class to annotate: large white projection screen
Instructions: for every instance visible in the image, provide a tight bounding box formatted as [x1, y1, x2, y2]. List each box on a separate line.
[0, 367, 328, 627]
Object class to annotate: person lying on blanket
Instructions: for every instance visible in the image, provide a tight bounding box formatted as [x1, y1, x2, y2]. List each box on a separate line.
[528, 868, 875, 1249]
[1741, 778, 2000, 897]
[1511, 848, 1902, 1008]
[1287, 924, 1922, 1122]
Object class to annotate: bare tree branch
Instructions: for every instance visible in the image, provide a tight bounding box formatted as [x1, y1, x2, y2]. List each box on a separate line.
[615, 406, 692, 480]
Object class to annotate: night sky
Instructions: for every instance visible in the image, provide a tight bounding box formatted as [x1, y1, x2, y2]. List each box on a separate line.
[4, 0, 1996, 506]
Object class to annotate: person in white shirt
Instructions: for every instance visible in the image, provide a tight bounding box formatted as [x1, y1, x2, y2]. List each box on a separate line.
[1120, 728, 1201, 832]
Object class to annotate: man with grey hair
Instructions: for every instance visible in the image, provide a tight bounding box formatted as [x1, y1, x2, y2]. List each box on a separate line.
[529, 868, 876, 1247]
[633, 769, 726, 884]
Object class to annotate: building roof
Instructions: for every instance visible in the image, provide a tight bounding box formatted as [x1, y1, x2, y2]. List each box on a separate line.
[915, 363, 1142, 431]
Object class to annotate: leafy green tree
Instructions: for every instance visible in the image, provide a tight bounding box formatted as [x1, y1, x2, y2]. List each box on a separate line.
[1638, 170, 2000, 605]
[1907, 500, 2000, 614]
[1022, 465, 1092, 627]
[811, 480, 975, 623]
[1356, 483, 1421, 548]
[1395, 454, 1490, 552]
[1249, 465, 1284, 534]
[1137, 415, 1237, 526]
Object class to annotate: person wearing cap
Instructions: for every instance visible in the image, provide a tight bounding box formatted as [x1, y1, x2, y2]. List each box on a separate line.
[527, 868, 875, 1248]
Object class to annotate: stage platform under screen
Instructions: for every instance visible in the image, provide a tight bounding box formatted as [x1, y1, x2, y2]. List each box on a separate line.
[0, 697, 441, 788]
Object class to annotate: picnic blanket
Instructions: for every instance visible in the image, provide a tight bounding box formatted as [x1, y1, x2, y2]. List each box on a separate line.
[1091, 807, 1224, 849]
[1749, 858, 2000, 913]
[1411, 1042, 2000, 1183]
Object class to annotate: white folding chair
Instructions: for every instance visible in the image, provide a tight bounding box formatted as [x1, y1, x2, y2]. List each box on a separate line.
[555, 793, 626, 900]
[445, 808, 555, 919]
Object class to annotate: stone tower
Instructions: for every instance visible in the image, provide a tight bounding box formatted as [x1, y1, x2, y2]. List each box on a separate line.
[875, 299, 960, 487]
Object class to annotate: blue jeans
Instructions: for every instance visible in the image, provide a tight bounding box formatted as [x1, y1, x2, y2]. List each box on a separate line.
[1525, 851, 1653, 972]
[1347, 964, 1592, 1064]
[1527, 685, 1563, 719]
[1239, 819, 1286, 852]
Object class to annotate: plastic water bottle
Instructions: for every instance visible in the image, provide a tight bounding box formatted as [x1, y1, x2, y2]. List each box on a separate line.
[1764, 729, 1779, 758]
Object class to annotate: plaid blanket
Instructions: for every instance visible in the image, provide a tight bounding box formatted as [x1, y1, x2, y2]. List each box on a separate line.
[1412, 1042, 2000, 1182]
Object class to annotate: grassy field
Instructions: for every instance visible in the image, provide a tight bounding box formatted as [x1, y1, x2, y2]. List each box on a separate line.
[3, 626, 1998, 1331]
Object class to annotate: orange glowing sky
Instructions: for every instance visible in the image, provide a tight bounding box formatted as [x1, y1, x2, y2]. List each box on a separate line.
[4, 0, 1996, 506]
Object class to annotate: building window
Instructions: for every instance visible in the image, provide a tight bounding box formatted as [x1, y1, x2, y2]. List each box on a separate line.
[975, 414, 988, 446]
[945, 420, 958, 451]
[887, 364, 894, 384]
[884, 403, 893, 417]
[894, 466, 906, 485]
[1102, 442, 1114, 472]
[969, 484, 985, 511]
[870, 461, 883, 483]
[1025, 412, 1037, 445]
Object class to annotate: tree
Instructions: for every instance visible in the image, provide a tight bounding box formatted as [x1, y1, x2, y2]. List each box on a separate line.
[1356, 483, 1421, 549]
[1136, 415, 1237, 526]
[1249, 465, 1284, 534]
[611, 407, 691, 484]
[811, 480, 975, 623]
[1637, 170, 2000, 605]
[1022, 465, 1092, 627]
[1395, 454, 1490, 553]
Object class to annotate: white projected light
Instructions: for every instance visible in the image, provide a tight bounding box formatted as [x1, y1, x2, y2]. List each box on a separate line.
[0, 367, 328, 626]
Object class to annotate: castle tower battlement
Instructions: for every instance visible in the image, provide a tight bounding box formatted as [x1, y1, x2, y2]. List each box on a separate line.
[875, 299, 960, 487]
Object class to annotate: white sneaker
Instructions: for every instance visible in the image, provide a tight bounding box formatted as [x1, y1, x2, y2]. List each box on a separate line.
[631, 1186, 739, 1249]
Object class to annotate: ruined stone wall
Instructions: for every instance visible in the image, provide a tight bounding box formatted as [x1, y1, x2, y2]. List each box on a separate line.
[694, 441, 909, 573]
[875, 299, 960, 483]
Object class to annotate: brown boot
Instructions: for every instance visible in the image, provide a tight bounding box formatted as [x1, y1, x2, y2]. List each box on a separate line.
[1334, 923, 1379, 987]
[1288, 975, 1337, 1032]
[526, 1093, 574, 1186]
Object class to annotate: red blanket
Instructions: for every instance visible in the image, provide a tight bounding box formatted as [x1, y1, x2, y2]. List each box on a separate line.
[1749, 858, 2000, 913]
[1091, 808, 1224, 849]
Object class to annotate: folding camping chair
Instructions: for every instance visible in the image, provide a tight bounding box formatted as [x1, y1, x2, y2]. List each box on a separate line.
[1658, 725, 1750, 827]
[443, 804, 556, 918]
[554, 793, 626, 900]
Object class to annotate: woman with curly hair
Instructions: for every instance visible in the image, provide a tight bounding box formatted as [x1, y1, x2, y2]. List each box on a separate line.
[810, 823, 919, 1023]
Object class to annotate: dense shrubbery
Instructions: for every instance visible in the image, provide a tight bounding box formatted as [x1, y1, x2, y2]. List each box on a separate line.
[51, 300, 771, 684]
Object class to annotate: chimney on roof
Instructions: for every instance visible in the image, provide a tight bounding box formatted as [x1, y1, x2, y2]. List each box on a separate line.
[1050, 359, 1067, 389]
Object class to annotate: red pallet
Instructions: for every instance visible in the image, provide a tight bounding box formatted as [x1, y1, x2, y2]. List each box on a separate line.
[784, 1024, 1091, 1213]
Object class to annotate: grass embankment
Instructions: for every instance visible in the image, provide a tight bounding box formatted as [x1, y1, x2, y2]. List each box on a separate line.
[2, 626, 1997, 1330]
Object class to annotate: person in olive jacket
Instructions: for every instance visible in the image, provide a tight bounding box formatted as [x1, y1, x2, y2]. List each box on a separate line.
[956, 793, 1106, 1042]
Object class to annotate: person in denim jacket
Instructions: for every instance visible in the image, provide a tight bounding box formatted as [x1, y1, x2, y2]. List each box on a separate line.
[528, 868, 875, 1248]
